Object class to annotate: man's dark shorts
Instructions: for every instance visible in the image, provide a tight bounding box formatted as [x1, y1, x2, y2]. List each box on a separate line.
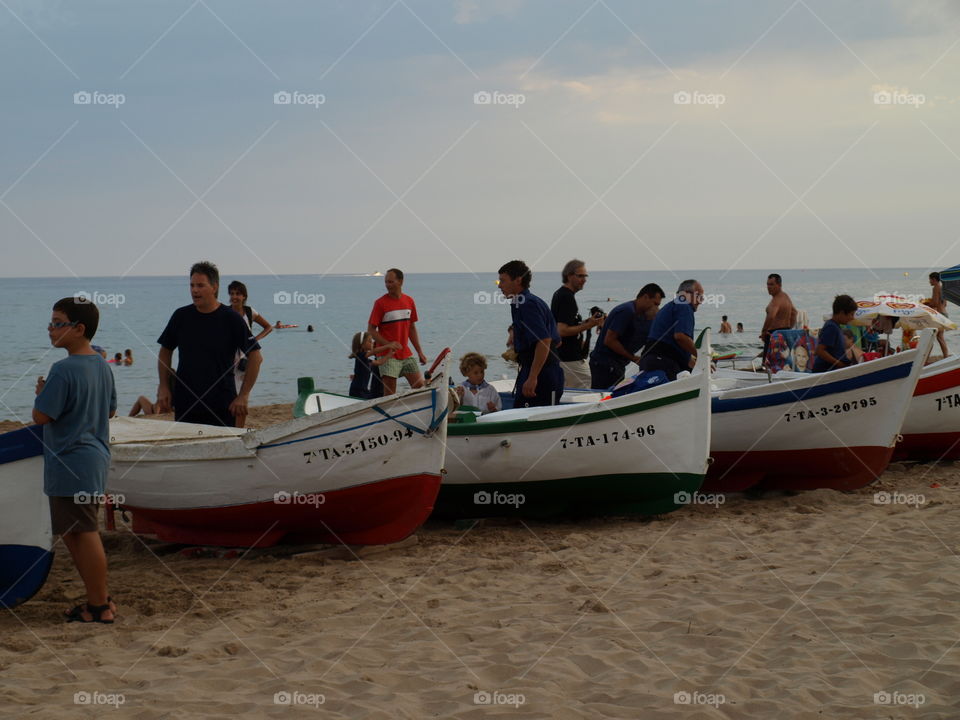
[49, 496, 100, 535]
[639, 352, 683, 382]
[589, 360, 626, 390]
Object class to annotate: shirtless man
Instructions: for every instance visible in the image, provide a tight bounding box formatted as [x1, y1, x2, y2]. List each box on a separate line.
[761, 273, 798, 360]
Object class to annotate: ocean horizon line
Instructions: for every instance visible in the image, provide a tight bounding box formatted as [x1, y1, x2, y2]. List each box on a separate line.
[0, 266, 935, 281]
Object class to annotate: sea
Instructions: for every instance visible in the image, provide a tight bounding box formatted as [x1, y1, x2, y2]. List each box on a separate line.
[1, 268, 952, 422]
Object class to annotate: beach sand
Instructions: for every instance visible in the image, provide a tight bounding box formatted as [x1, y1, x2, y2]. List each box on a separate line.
[2, 406, 959, 718]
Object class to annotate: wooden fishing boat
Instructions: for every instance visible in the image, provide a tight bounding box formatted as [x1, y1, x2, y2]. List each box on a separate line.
[724, 342, 960, 463]
[0, 426, 54, 608]
[434, 341, 712, 518]
[108, 358, 450, 548]
[705, 331, 933, 492]
[892, 354, 960, 461]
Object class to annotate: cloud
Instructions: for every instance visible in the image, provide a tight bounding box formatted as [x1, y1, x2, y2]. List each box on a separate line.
[453, 0, 524, 25]
[515, 28, 960, 131]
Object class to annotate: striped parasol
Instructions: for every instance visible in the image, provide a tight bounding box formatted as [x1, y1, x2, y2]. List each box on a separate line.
[849, 297, 956, 330]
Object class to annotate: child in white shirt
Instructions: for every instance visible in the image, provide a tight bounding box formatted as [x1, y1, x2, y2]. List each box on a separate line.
[456, 352, 501, 414]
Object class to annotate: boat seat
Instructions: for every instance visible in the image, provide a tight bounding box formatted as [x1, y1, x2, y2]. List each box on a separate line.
[108, 416, 249, 445]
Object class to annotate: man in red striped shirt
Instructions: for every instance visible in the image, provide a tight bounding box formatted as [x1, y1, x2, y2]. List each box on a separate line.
[367, 268, 428, 395]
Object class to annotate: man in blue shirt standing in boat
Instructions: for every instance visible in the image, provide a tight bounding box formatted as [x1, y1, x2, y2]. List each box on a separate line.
[498, 260, 563, 407]
[812, 294, 858, 372]
[589, 283, 666, 389]
[639, 279, 704, 381]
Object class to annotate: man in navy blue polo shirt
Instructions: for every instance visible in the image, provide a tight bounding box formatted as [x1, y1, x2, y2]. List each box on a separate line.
[498, 260, 563, 407]
[589, 283, 666, 389]
[639, 279, 703, 381]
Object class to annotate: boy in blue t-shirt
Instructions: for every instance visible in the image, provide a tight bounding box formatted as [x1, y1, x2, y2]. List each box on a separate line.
[813, 294, 858, 372]
[33, 297, 117, 624]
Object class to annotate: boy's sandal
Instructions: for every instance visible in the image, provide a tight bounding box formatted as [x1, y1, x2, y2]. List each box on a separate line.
[65, 601, 115, 624]
[63, 595, 116, 620]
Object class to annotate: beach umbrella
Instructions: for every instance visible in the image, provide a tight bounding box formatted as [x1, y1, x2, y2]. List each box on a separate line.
[941, 264, 960, 307]
[848, 297, 956, 330]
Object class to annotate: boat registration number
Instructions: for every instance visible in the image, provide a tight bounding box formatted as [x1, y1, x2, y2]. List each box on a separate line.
[935, 393, 960, 412]
[303, 427, 416, 462]
[782, 396, 877, 422]
[559, 425, 656, 449]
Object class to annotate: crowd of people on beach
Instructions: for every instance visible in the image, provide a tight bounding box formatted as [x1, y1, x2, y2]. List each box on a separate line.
[28, 259, 952, 626]
[351, 260, 930, 414]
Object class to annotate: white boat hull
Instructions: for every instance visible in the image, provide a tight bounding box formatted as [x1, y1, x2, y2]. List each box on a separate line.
[0, 426, 54, 608]
[108, 373, 450, 547]
[706, 332, 932, 492]
[437, 344, 713, 517]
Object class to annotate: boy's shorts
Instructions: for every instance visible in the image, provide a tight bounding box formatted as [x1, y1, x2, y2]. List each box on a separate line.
[380, 356, 420, 378]
[49, 496, 100, 535]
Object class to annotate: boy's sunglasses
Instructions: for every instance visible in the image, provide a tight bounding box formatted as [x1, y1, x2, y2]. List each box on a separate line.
[48, 321, 78, 330]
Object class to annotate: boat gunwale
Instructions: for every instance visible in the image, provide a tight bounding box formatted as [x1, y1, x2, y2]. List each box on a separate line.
[448, 386, 701, 436]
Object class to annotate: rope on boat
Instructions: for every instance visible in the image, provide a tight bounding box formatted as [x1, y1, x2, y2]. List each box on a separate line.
[372, 405, 427, 435]
[372, 389, 448, 437]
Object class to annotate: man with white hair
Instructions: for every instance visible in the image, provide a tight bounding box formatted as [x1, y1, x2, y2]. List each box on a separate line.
[551, 259, 602, 389]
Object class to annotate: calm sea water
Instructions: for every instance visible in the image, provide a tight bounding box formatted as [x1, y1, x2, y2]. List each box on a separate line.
[0, 268, 951, 421]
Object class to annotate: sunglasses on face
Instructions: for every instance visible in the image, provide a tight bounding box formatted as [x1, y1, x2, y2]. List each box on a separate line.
[48, 321, 78, 330]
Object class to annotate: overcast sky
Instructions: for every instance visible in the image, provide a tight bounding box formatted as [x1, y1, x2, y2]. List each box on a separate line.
[2, 0, 959, 278]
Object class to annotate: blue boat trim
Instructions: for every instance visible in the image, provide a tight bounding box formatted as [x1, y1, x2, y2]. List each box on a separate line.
[258, 404, 433, 448]
[0, 545, 54, 609]
[373, 405, 428, 435]
[711, 363, 911, 414]
[0, 425, 44, 465]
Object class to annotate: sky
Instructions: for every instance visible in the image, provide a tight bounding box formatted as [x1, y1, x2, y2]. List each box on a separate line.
[1, 0, 960, 278]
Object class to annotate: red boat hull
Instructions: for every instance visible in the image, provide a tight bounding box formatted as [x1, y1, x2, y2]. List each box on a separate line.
[894, 365, 960, 461]
[895, 432, 960, 462]
[126, 473, 441, 548]
[704, 445, 894, 493]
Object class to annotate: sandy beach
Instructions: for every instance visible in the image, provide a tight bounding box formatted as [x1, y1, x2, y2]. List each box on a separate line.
[2, 405, 958, 718]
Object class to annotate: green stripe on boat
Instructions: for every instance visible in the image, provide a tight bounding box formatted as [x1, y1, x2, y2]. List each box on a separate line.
[448, 389, 700, 436]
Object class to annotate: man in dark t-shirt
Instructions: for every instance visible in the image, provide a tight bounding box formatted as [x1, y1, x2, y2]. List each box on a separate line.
[589, 284, 665, 389]
[551, 259, 602, 389]
[157, 262, 262, 427]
